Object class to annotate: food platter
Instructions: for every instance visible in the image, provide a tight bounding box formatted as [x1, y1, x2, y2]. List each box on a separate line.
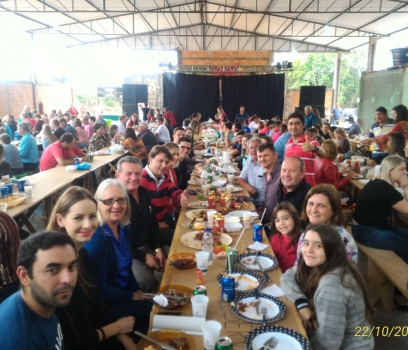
[152, 285, 192, 310]
[238, 252, 279, 271]
[216, 270, 265, 292]
[144, 330, 195, 350]
[244, 325, 310, 350]
[185, 209, 211, 221]
[231, 292, 286, 324]
[181, 231, 232, 250]
[187, 201, 208, 209]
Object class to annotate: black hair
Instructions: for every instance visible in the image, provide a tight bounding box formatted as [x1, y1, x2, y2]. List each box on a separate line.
[376, 106, 387, 114]
[178, 136, 192, 145]
[287, 111, 305, 124]
[257, 142, 276, 153]
[60, 133, 75, 144]
[17, 231, 76, 279]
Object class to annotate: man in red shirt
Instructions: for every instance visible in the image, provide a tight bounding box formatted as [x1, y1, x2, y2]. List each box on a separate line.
[39, 133, 76, 171]
[284, 112, 325, 187]
[163, 107, 177, 126]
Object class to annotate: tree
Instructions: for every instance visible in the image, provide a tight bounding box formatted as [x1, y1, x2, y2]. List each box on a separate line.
[290, 50, 366, 107]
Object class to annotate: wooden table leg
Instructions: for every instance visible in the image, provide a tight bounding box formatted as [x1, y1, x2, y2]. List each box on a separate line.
[366, 259, 394, 312]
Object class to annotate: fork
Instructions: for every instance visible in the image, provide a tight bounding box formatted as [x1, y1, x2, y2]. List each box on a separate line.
[261, 306, 268, 326]
[235, 270, 245, 287]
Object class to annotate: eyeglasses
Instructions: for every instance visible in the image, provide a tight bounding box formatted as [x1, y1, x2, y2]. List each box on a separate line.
[180, 145, 192, 151]
[99, 198, 128, 206]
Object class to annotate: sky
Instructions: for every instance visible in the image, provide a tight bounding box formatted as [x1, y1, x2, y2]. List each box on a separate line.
[0, 11, 406, 92]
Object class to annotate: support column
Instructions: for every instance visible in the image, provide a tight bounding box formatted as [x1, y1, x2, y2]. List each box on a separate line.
[332, 51, 342, 107]
[367, 36, 378, 72]
[30, 33, 39, 111]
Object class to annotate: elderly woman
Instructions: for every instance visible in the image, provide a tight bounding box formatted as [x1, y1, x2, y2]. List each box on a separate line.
[47, 187, 136, 349]
[89, 123, 110, 152]
[314, 139, 353, 190]
[297, 184, 358, 264]
[83, 179, 152, 336]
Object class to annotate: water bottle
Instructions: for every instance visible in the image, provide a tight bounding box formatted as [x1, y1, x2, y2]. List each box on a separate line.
[202, 228, 213, 265]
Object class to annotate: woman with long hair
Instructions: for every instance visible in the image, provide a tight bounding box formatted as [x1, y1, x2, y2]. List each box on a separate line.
[281, 224, 374, 350]
[298, 184, 358, 264]
[126, 114, 139, 128]
[353, 155, 408, 263]
[47, 186, 136, 350]
[164, 142, 180, 185]
[121, 128, 148, 166]
[314, 139, 353, 190]
[334, 127, 351, 154]
[41, 124, 58, 150]
[74, 118, 90, 149]
[215, 106, 227, 124]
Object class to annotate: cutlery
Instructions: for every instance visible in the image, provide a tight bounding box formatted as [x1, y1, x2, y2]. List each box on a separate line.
[134, 331, 177, 350]
[188, 217, 196, 229]
[235, 270, 245, 287]
[260, 336, 279, 350]
[257, 260, 271, 283]
[252, 250, 261, 265]
[254, 288, 260, 315]
[261, 306, 268, 327]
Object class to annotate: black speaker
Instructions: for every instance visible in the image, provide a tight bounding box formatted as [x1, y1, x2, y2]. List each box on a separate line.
[122, 84, 148, 105]
[122, 105, 138, 115]
[299, 86, 326, 107]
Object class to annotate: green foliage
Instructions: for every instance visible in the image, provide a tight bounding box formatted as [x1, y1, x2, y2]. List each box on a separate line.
[290, 50, 366, 107]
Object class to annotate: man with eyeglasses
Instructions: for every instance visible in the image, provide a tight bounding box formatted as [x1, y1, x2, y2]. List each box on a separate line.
[238, 137, 265, 207]
[175, 137, 202, 190]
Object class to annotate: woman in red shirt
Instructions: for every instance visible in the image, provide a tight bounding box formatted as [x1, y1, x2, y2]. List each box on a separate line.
[314, 139, 353, 190]
[270, 202, 302, 273]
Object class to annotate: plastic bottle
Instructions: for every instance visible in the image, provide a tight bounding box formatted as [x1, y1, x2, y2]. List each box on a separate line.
[202, 228, 213, 265]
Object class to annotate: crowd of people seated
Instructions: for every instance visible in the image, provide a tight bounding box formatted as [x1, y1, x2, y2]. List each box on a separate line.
[1, 102, 408, 350]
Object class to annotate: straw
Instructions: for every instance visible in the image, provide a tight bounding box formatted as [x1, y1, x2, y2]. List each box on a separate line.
[227, 250, 232, 275]
[233, 226, 246, 250]
[260, 208, 267, 223]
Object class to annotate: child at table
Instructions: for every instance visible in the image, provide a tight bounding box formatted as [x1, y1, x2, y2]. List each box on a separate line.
[270, 202, 302, 273]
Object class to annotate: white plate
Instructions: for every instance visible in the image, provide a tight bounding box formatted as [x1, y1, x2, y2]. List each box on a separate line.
[216, 270, 265, 292]
[180, 231, 232, 250]
[187, 201, 208, 209]
[226, 210, 259, 219]
[211, 179, 227, 187]
[251, 331, 304, 350]
[185, 209, 212, 221]
[232, 186, 242, 192]
[238, 253, 279, 271]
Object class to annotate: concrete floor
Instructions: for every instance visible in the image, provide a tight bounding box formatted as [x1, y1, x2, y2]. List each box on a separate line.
[25, 215, 408, 349]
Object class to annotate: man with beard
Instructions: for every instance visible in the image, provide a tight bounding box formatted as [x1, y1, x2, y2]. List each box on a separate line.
[0, 231, 78, 349]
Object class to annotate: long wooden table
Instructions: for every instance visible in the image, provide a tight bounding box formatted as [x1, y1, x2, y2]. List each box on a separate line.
[7, 149, 127, 232]
[144, 182, 307, 349]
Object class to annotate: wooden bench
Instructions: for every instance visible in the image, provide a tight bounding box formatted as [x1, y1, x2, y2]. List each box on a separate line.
[357, 243, 408, 312]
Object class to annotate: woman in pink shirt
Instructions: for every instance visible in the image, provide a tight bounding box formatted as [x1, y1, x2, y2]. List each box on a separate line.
[272, 124, 287, 143]
[74, 118, 89, 148]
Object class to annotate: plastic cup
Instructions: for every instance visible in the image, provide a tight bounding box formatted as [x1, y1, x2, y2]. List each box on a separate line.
[201, 184, 210, 198]
[191, 294, 209, 318]
[195, 251, 210, 275]
[0, 203, 7, 212]
[24, 186, 33, 199]
[227, 174, 234, 184]
[243, 213, 252, 228]
[226, 184, 234, 194]
[207, 210, 217, 228]
[202, 320, 222, 349]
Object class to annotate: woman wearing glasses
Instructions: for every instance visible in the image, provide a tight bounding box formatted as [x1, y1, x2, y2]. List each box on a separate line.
[83, 179, 152, 338]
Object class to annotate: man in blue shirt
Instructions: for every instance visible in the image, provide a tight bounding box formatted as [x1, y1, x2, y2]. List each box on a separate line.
[59, 118, 77, 136]
[17, 122, 39, 171]
[238, 137, 265, 206]
[274, 132, 291, 163]
[228, 130, 245, 157]
[304, 105, 318, 129]
[0, 231, 78, 350]
[331, 103, 343, 125]
[235, 106, 249, 124]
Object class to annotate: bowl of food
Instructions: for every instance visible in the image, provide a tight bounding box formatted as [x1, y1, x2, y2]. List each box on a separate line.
[154, 285, 192, 309]
[143, 330, 195, 350]
[168, 252, 196, 269]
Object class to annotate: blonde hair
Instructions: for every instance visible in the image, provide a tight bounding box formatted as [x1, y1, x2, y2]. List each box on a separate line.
[379, 155, 406, 185]
[321, 139, 338, 160]
[42, 125, 58, 143]
[94, 179, 130, 225]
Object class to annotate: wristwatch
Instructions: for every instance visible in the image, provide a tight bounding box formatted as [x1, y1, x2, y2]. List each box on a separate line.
[155, 248, 162, 254]
[313, 145, 319, 153]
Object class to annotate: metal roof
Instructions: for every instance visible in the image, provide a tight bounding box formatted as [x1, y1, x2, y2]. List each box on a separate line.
[1, 0, 407, 52]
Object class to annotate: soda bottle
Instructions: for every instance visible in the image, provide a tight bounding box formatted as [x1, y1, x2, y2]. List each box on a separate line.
[202, 228, 213, 265]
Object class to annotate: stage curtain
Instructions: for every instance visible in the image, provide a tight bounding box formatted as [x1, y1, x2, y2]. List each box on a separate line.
[163, 73, 220, 125]
[221, 74, 285, 122]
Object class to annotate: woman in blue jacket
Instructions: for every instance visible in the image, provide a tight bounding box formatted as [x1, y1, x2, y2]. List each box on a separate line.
[83, 179, 152, 336]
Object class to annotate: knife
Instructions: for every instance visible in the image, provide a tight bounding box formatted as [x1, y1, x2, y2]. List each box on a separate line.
[257, 260, 271, 283]
[134, 331, 177, 350]
[254, 288, 260, 315]
[188, 217, 196, 229]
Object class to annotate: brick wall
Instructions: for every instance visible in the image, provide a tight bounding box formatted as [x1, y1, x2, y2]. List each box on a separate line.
[0, 81, 34, 118]
[0, 81, 72, 119]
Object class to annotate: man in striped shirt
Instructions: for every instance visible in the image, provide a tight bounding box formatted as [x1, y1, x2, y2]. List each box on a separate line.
[284, 112, 325, 187]
[141, 146, 189, 245]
